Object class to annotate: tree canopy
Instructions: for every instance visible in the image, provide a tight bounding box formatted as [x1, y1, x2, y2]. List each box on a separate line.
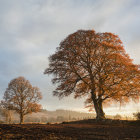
[45, 30, 140, 119]
[1, 76, 42, 124]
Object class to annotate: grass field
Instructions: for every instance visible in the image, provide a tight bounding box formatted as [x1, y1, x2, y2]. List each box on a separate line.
[0, 119, 140, 140]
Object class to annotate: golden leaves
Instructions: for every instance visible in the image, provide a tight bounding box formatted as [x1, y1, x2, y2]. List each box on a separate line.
[1, 76, 42, 122]
[45, 29, 140, 114]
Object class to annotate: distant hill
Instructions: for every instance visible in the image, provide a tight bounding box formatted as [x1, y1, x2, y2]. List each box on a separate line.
[25, 109, 96, 123]
[41, 109, 96, 118]
[1, 108, 132, 123]
[0, 108, 96, 123]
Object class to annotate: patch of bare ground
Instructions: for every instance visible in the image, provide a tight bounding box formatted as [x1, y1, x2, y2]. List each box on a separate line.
[0, 119, 140, 140]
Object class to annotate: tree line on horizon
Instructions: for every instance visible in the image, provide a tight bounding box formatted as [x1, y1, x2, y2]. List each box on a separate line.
[0, 29, 140, 124]
[0, 108, 97, 124]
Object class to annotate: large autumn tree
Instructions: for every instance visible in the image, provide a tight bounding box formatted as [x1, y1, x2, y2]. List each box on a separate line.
[44, 30, 140, 120]
[1, 76, 42, 124]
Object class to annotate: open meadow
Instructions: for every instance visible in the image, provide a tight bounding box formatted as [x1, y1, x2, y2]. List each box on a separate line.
[0, 119, 140, 140]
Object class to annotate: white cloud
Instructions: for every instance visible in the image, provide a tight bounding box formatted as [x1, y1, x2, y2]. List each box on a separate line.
[0, 0, 139, 114]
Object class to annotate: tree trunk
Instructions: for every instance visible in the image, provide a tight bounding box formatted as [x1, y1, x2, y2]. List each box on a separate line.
[91, 92, 105, 120]
[95, 100, 105, 120]
[20, 113, 24, 124]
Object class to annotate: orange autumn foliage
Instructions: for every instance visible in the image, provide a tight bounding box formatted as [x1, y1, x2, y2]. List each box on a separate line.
[45, 30, 140, 119]
[1, 76, 42, 124]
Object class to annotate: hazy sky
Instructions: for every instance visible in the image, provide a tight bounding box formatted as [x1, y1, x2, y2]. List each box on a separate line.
[0, 0, 140, 116]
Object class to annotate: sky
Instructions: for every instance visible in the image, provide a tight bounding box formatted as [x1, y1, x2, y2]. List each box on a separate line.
[0, 0, 140, 116]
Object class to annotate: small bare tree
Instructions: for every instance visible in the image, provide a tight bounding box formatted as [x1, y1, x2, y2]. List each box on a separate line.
[0, 108, 13, 124]
[4, 110, 13, 124]
[1, 76, 42, 124]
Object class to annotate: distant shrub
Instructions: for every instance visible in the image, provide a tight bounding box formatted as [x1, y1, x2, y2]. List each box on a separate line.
[133, 112, 140, 120]
[47, 122, 51, 125]
[0, 120, 4, 124]
[62, 121, 68, 124]
[114, 114, 122, 120]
